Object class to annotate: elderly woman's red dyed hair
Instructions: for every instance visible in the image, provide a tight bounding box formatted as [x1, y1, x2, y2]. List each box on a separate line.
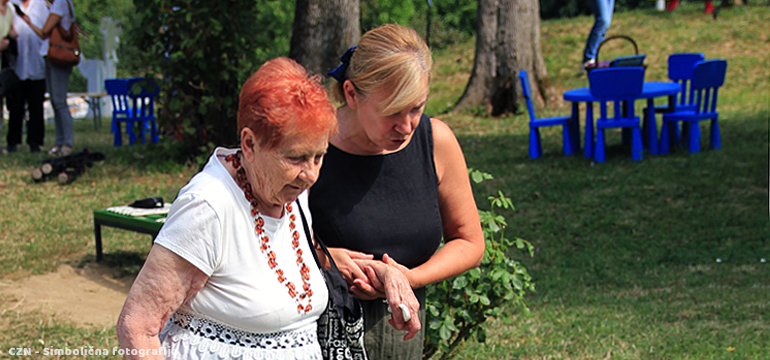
[238, 58, 337, 150]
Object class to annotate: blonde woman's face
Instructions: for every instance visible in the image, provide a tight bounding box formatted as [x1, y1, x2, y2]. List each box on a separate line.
[356, 90, 427, 153]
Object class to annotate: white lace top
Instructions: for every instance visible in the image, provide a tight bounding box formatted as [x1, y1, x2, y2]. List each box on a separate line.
[155, 148, 328, 359]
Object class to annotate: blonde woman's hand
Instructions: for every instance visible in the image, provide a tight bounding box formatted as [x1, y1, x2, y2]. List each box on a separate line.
[327, 247, 374, 286]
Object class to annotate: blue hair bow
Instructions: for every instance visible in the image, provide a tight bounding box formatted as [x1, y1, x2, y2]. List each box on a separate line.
[327, 46, 357, 82]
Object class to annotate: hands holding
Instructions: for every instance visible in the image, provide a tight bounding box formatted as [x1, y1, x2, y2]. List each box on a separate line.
[327, 248, 420, 341]
[355, 257, 421, 340]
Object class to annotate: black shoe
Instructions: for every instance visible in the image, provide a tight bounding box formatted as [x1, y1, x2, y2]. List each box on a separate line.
[3, 145, 17, 154]
[30, 144, 41, 153]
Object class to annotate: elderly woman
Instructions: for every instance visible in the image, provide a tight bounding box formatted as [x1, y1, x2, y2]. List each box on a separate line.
[117, 57, 420, 360]
[309, 24, 486, 359]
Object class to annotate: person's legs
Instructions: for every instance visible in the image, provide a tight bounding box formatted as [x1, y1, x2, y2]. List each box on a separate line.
[45, 61, 62, 148]
[583, 0, 615, 63]
[46, 60, 74, 149]
[26, 80, 46, 151]
[6, 80, 26, 151]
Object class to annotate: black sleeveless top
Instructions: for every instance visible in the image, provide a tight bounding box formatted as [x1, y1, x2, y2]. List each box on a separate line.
[309, 114, 443, 269]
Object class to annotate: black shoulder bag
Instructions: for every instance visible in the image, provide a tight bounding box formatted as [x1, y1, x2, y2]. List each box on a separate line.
[296, 201, 368, 360]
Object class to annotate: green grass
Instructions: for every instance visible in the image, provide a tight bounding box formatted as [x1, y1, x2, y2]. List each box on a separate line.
[1, 4, 768, 359]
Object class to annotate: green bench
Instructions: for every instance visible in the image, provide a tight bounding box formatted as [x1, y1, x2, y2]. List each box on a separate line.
[93, 209, 166, 262]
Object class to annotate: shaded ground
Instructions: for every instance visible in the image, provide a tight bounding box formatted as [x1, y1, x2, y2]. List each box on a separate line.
[0, 263, 133, 329]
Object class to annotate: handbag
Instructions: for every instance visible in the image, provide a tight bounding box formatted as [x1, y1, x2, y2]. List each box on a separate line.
[296, 202, 368, 360]
[47, 0, 80, 67]
[0, 67, 20, 97]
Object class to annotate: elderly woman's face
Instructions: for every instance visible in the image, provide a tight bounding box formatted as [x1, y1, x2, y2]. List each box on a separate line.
[250, 131, 328, 209]
[357, 91, 427, 153]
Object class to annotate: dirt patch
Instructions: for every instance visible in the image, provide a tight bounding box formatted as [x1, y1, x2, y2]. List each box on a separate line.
[0, 263, 134, 329]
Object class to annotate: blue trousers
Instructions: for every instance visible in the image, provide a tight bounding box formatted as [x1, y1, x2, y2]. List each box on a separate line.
[46, 59, 74, 147]
[583, 0, 615, 63]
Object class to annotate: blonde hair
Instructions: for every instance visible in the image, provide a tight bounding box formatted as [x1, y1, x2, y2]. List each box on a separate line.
[331, 24, 432, 115]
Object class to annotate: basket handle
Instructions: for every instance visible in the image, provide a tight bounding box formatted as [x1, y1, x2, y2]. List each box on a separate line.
[595, 35, 639, 64]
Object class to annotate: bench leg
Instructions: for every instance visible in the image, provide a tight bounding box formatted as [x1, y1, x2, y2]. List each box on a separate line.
[95, 222, 103, 262]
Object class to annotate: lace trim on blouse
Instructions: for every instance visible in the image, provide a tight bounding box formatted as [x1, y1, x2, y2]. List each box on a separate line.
[161, 311, 322, 359]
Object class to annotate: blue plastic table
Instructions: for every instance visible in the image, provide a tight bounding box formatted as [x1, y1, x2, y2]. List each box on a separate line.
[563, 82, 682, 159]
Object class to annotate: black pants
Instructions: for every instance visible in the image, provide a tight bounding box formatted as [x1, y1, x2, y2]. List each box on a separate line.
[7, 79, 46, 147]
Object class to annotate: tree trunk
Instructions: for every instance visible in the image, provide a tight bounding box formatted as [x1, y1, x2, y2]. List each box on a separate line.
[289, 0, 361, 76]
[454, 0, 558, 116]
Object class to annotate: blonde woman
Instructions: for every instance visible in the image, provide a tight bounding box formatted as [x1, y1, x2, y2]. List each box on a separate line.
[310, 24, 485, 359]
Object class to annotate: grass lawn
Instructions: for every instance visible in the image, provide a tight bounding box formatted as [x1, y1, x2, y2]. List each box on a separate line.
[1, 4, 768, 359]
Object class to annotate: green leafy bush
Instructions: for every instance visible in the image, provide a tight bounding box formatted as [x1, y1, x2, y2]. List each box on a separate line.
[424, 169, 536, 360]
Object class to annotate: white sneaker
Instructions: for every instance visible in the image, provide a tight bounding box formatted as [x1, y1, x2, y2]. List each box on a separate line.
[582, 59, 596, 74]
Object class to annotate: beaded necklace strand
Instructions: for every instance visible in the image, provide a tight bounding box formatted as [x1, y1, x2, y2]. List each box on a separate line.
[225, 150, 313, 314]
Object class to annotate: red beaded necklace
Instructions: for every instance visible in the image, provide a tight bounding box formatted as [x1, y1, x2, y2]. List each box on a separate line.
[225, 150, 313, 314]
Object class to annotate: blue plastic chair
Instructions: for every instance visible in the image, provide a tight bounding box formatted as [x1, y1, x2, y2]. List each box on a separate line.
[105, 78, 133, 146]
[646, 53, 706, 148]
[660, 59, 727, 155]
[588, 67, 645, 163]
[519, 70, 574, 159]
[126, 78, 160, 145]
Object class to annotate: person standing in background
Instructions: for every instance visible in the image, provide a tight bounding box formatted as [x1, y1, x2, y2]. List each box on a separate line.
[582, 0, 615, 73]
[3, 0, 46, 154]
[0, 0, 19, 132]
[21, 0, 75, 156]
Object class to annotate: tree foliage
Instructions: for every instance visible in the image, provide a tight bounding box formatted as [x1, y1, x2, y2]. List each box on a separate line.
[424, 169, 536, 360]
[72, 0, 134, 61]
[122, 0, 294, 161]
[359, 0, 477, 50]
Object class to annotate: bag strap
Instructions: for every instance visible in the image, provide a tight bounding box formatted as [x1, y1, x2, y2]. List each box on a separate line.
[295, 200, 335, 272]
[64, 0, 73, 18]
[57, 0, 75, 39]
[296, 199, 365, 320]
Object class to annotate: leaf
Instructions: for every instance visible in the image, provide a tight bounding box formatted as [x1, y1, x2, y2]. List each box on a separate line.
[513, 273, 524, 290]
[471, 170, 484, 184]
[439, 324, 452, 341]
[487, 219, 500, 233]
[479, 295, 491, 306]
[452, 276, 468, 289]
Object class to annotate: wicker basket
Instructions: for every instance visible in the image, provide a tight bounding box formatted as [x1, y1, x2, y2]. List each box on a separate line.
[585, 35, 647, 72]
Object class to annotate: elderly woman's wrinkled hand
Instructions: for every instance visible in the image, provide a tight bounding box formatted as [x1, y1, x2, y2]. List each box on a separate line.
[353, 258, 421, 341]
